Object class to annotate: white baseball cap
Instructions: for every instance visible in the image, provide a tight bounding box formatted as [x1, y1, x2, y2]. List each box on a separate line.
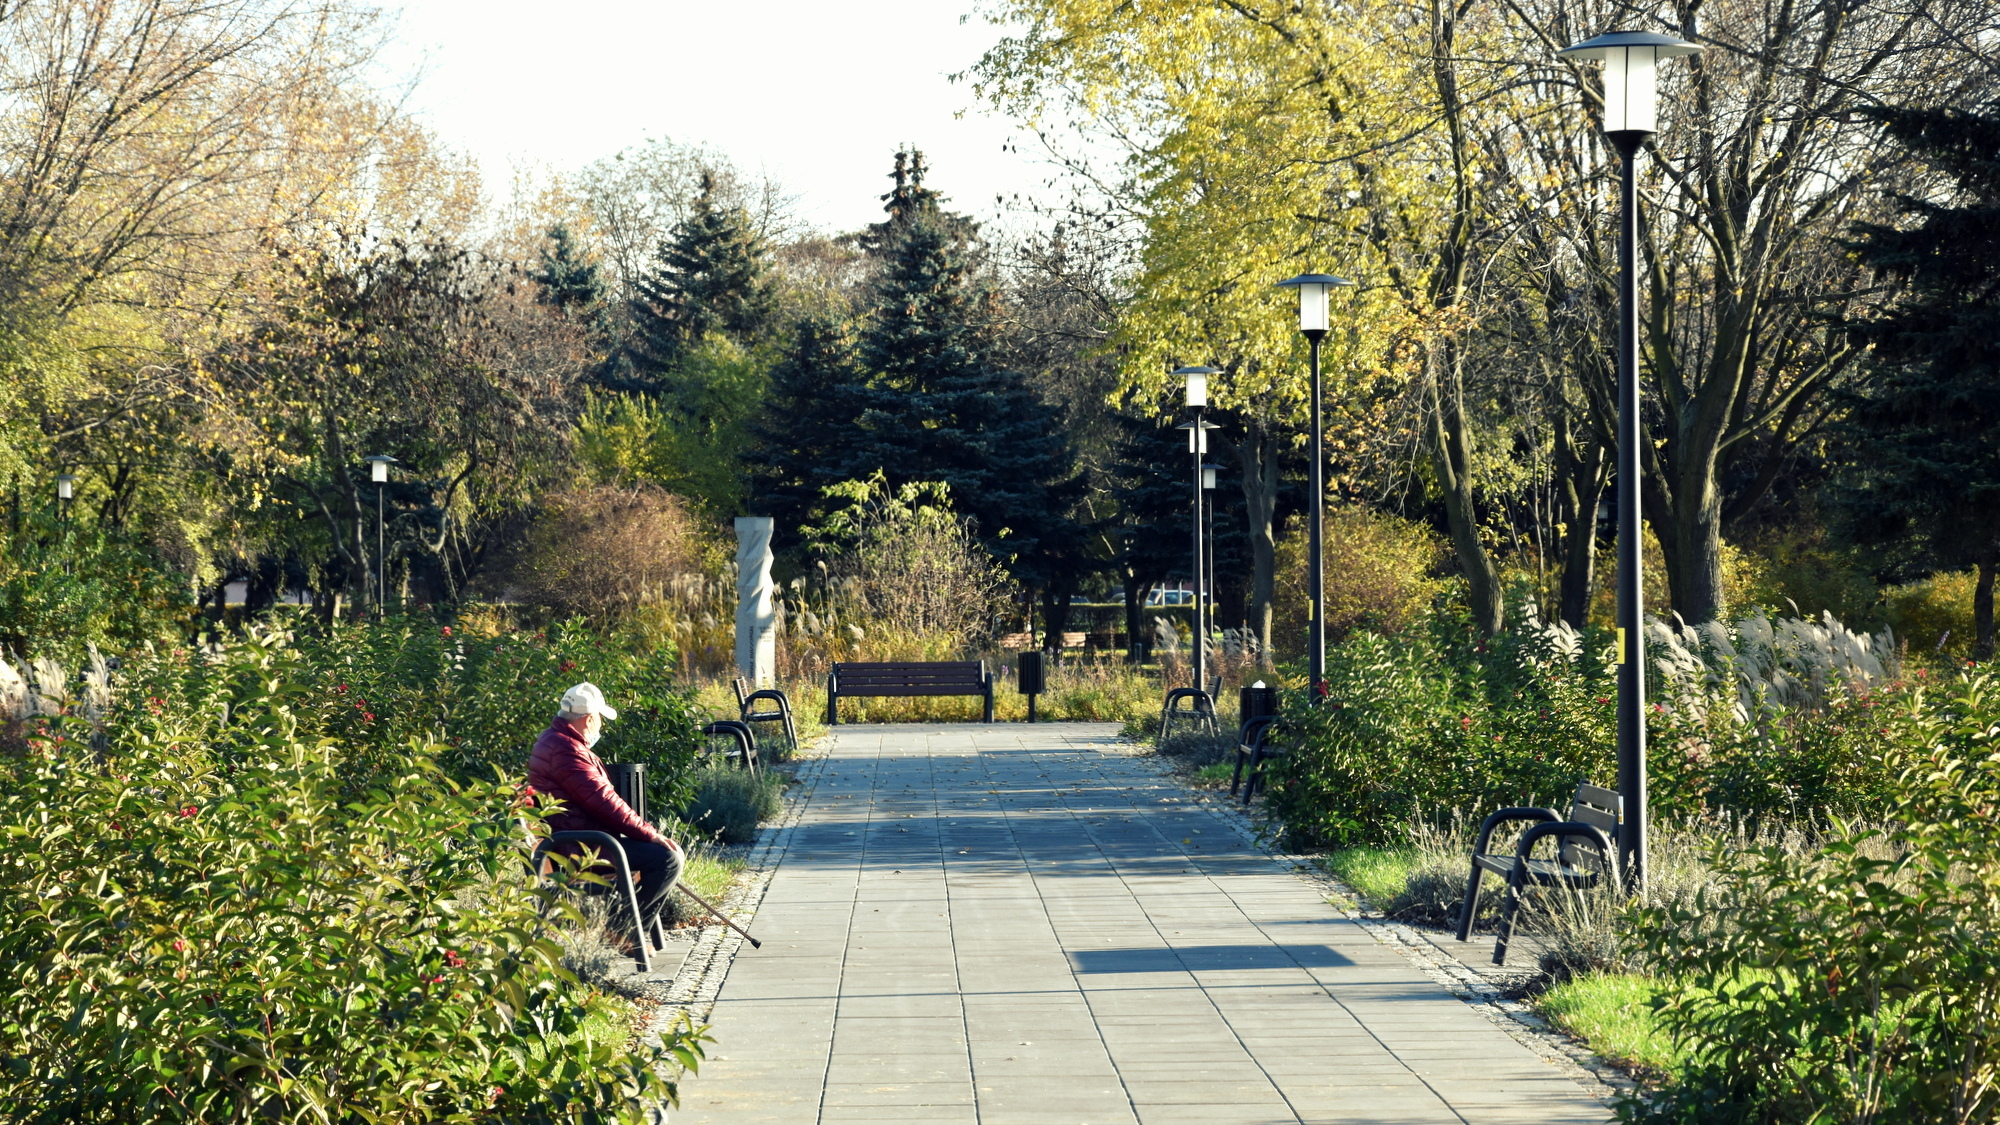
[559, 682, 619, 721]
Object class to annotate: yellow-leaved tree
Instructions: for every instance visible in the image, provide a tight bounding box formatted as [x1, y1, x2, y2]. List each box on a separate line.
[974, 0, 1522, 653]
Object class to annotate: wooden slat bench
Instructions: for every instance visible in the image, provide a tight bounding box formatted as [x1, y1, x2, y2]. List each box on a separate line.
[826, 661, 994, 725]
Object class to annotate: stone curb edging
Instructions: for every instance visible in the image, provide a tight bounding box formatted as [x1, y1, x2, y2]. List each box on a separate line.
[1109, 741, 1640, 1108]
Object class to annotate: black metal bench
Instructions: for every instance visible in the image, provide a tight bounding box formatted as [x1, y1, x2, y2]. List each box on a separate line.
[733, 677, 798, 753]
[529, 830, 667, 974]
[825, 661, 994, 724]
[1158, 674, 1221, 742]
[1229, 715, 1283, 802]
[1457, 781, 1622, 965]
[700, 720, 760, 771]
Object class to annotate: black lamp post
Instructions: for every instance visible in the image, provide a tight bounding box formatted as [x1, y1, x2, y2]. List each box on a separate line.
[1200, 460, 1216, 624]
[1275, 273, 1353, 698]
[364, 455, 397, 614]
[1172, 366, 1219, 699]
[55, 473, 75, 523]
[1557, 29, 1699, 893]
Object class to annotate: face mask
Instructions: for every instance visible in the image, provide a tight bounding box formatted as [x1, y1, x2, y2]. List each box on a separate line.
[583, 722, 603, 748]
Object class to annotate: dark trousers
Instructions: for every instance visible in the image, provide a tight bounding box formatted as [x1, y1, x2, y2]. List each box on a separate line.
[590, 837, 684, 928]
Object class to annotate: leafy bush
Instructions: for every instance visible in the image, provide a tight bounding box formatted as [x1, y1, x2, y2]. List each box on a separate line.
[0, 705, 704, 1122]
[102, 615, 704, 818]
[1624, 674, 2000, 1123]
[680, 763, 783, 845]
[497, 483, 705, 621]
[1266, 599, 1921, 849]
[806, 474, 1008, 652]
[1272, 504, 1442, 652]
[0, 512, 189, 661]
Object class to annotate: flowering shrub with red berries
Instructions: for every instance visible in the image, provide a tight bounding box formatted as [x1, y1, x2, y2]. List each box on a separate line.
[106, 613, 704, 813]
[0, 686, 705, 1121]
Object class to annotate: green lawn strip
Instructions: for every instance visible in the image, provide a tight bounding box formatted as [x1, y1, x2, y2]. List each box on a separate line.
[1191, 761, 1234, 786]
[1321, 846, 1420, 912]
[681, 848, 747, 905]
[1535, 972, 1685, 1078]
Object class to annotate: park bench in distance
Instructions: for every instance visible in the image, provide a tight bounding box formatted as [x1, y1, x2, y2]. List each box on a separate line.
[826, 661, 995, 725]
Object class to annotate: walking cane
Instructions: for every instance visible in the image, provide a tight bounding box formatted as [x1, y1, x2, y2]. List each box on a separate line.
[676, 879, 762, 949]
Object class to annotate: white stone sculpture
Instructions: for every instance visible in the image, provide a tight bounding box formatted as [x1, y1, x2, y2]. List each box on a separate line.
[734, 517, 776, 687]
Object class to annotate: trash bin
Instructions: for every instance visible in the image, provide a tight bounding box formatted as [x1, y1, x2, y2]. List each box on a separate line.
[1239, 681, 1279, 728]
[1018, 650, 1045, 721]
[605, 762, 646, 822]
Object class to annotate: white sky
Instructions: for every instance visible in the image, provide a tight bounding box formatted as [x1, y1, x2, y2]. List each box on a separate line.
[381, 0, 1065, 236]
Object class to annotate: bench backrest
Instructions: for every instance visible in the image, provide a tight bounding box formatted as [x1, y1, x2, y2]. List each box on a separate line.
[833, 661, 987, 696]
[1562, 781, 1621, 868]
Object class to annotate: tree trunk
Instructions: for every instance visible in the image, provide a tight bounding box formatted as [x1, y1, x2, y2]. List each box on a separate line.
[1555, 414, 1610, 630]
[1428, 350, 1504, 636]
[1122, 567, 1146, 664]
[1654, 440, 1729, 626]
[1977, 558, 1995, 661]
[1232, 421, 1280, 671]
[1041, 582, 1076, 654]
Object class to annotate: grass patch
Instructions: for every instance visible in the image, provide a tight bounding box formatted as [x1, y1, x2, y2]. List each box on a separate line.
[1535, 972, 1683, 1077]
[680, 847, 746, 905]
[1191, 761, 1235, 787]
[1323, 846, 1421, 911]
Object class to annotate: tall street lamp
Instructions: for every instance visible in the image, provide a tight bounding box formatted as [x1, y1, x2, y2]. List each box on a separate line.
[55, 473, 75, 523]
[1558, 29, 1700, 893]
[1201, 462, 1220, 624]
[1172, 367, 1219, 703]
[364, 455, 397, 614]
[1276, 273, 1353, 698]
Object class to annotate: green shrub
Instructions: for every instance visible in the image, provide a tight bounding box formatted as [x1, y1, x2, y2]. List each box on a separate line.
[0, 512, 189, 661]
[1625, 673, 2000, 1123]
[0, 708, 705, 1122]
[106, 615, 703, 815]
[1265, 598, 1923, 850]
[680, 764, 783, 845]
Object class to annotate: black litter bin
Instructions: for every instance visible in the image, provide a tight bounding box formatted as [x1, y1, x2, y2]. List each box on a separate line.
[605, 762, 646, 821]
[1018, 650, 1045, 721]
[1239, 682, 1279, 729]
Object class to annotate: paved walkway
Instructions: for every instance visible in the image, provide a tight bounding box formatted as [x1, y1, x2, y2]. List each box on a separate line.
[675, 724, 1609, 1125]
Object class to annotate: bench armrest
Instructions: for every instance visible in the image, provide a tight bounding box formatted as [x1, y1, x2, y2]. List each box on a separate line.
[1472, 807, 1562, 855]
[742, 687, 791, 711]
[531, 829, 631, 880]
[1240, 715, 1280, 749]
[1514, 820, 1621, 890]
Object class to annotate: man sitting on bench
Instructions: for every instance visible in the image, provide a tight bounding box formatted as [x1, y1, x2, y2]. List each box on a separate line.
[527, 682, 684, 933]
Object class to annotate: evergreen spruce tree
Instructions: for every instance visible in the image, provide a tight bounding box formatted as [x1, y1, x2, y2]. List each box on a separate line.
[529, 225, 604, 314]
[749, 315, 872, 541]
[1842, 104, 2000, 655]
[621, 173, 775, 393]
[846, 152, 1090, 608]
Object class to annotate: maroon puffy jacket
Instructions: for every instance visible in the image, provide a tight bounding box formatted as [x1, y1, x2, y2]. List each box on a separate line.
[525, 720, 666, 846]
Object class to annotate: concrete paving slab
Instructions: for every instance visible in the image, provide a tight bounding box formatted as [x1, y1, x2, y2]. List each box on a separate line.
[672, 723, 1610, 1125]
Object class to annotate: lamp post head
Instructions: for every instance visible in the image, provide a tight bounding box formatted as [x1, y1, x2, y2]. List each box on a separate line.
[1276, 273, 1354, 334]
[1175, 419, 1221, 453]
[1201, 464, 1220, 491]
[1559, 30, 1700, 136]
[364, 454, 398, 484]
[1173, 366, 1218, 408]
[56, 473, 74, 501]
